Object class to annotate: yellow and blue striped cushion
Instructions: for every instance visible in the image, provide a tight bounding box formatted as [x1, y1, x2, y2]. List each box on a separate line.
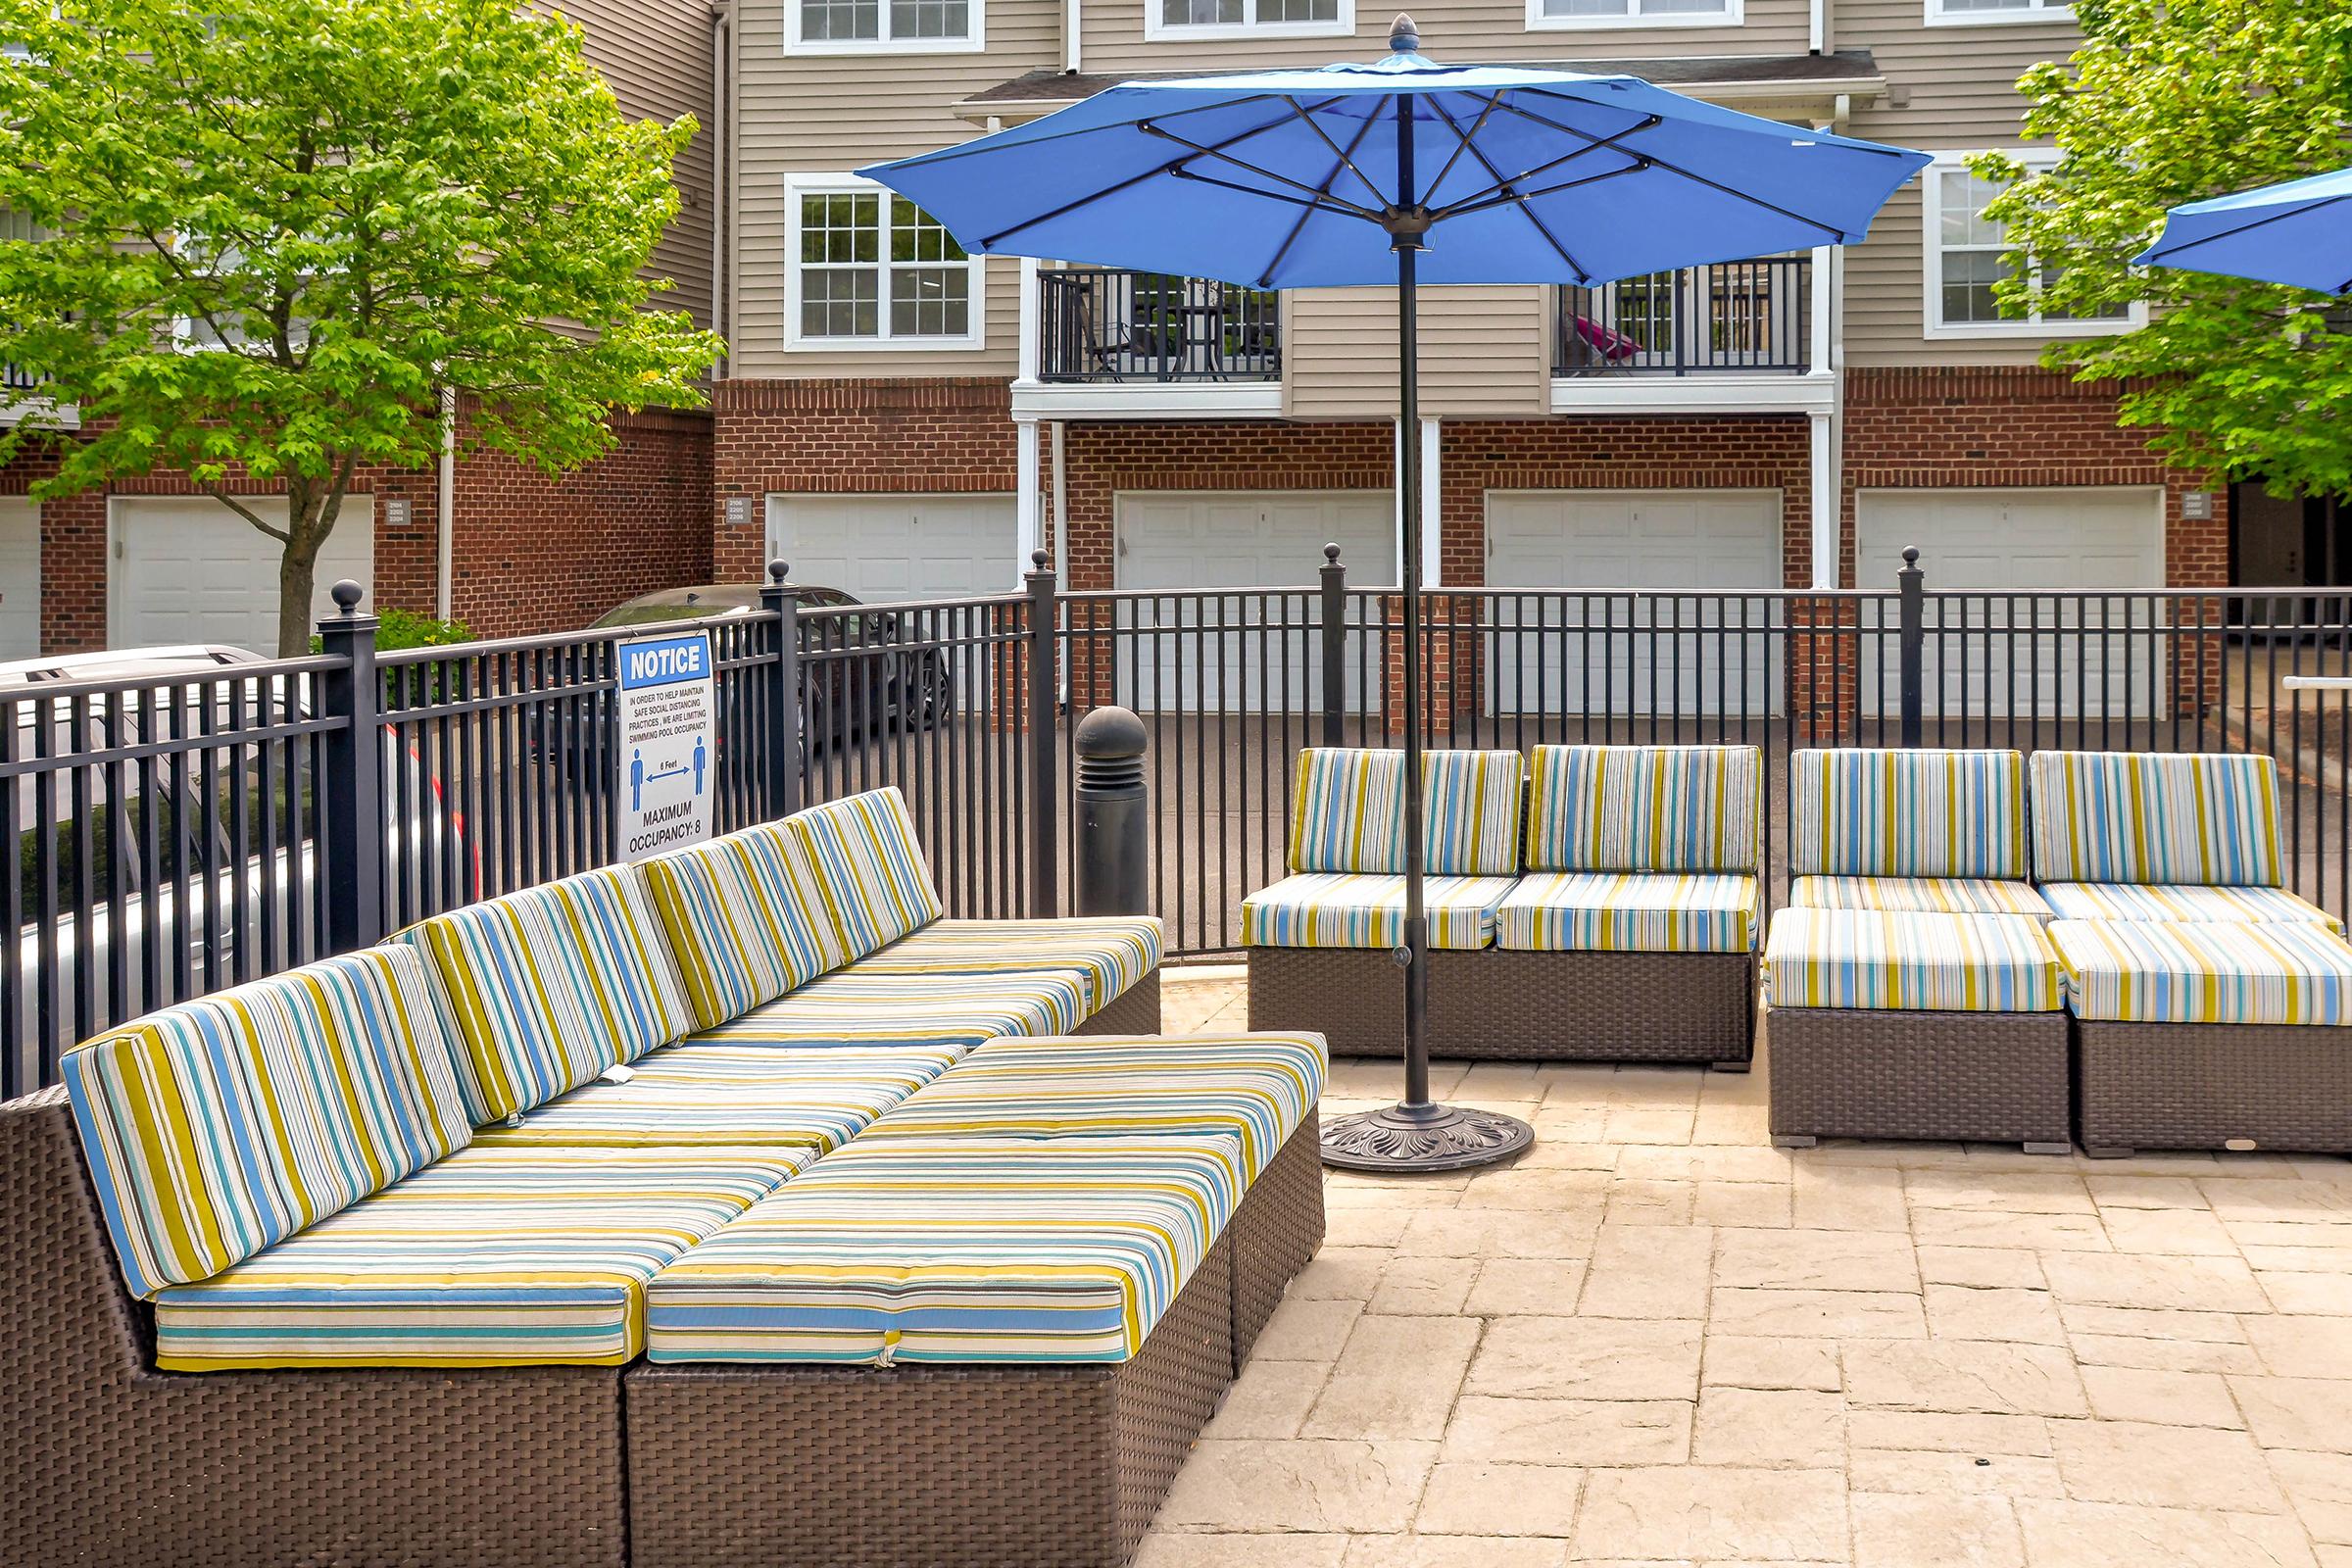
[789, 787, 944, 960]
[1494, 871, 1758, 954]
[471, 1043, 960, 1153]
[645, 1135, 1243, 1365]
[1422, 750, 1527, 874]
[2052, 918, 2352, 1025]
[1286, 748, 1524, 876]
[1764, 908, 2064, 1013]
[395, 864, 695, 1124]
[842, 916, 1162, 1012]
[2030, 751, 2284, 887]
[1788, 748, 2028, 880]
[858, 1032, 1328, 1183]
[63, 948, 475, 1300]
[643, 822, 852, 1031]
[1240, 871, 1513, 951]
[1523, 745, 1761, 874]
[686, 967, 1088, 1051]
[151, 1146, 798, 1369]
[1789, 874, 2055, 922]
[2039, 882, 2344, 934]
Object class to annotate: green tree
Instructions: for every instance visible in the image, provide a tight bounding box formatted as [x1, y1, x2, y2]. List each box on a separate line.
[0, 0, 721, 654]
[1973, 0, 2352, 495]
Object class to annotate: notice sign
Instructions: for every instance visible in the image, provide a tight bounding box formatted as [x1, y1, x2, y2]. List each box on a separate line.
[616, 630, 715, 861]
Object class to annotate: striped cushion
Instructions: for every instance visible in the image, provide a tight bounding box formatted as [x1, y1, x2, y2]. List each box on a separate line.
[152, 1147, 797, 1369]
[643, 822, 852, 1031]
[395, 864, 695, 1124]
[1764, 908, 2064, 1013]
[2051, 919, 2352, 1026]
[2040, 882, 2344, 934]
[686, 967, 1088, 1051]
[1240, 871, 1513, 951]
[1494, 871, 1758, 954]
[1789, 875, 2055, 922]
[646, 1135, 1242, 1365]
[1423, 750, 1526, 874]
[63, 948, 474, 1299]
[471, 1044, 959, 1152]
[2031, 751, 2284, 887]
[1788, 748, 2027, 879]
[1523, 745, 1761, 873]
[858, 1032, 1328, 1183]
[790, 788, 943, 960]
[1286, 748, 1525, 876]
[843, 916, 1162, 1012]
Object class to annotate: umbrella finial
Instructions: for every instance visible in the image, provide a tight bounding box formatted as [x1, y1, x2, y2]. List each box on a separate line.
[1389, 12, 1419, 52]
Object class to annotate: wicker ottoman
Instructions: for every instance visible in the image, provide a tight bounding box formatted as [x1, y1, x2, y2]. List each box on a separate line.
[1075, 968, 1163, 1034]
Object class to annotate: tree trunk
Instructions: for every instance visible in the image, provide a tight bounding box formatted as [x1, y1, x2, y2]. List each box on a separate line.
[275, 481, 330, 660]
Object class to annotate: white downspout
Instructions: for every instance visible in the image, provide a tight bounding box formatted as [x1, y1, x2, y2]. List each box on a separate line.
[1015, 418, 1042, 589]
[1065, 0, 1081, 73]
[1421, 416, 1442, 588]
[1051, 420, 1068, 586]
[1809, 0, 1827, 53]
[436, 386, 457, 619]
[710, 4, 730, 372]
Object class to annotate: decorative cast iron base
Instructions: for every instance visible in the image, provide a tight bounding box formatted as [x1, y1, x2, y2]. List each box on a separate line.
[1319, 1101, 1535, 1174]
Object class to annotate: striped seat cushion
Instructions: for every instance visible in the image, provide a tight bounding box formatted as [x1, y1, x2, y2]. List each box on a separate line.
[2050, 919, 2352, 1025]
[1789, 875, 2055, 922]
[857, 1032, 1329, 1183]
[1788, 748, 2029, 879]
[1764, 908, 2064, 1013]
[2031, 751, 2285, 887]
[1239, 871, 1514, 951]
[646, 1135, 1243, 1365]
[2039, 882, 2344, 934]
[1287, 748, 1524, 875]
[642, 821, 853, 1031]
[395, 864, 695, 1123]
[471, 1044, 960, 1153]
[151, 1146, 798, 1369]
[1494, 871, 1758, 955]
[686, 967, 1088, 1051]
[1523, 745, 1761, 873]
[63, 948, 475, 1299]
[842, 916, 1163, 1012]
[789, 788, 944, 960]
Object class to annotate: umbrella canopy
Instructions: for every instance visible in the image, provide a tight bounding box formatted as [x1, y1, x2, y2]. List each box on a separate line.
[2136, 167, 2352, 295]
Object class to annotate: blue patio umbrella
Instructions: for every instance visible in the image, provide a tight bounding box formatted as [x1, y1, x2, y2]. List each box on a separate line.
[2137, 167, 2352, 294]
[863, 18, 1928, 1173]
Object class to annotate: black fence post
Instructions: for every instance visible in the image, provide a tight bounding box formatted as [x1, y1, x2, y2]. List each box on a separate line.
[317, 580, 384, 953]
[1026, 550, 1059, 918]
[761, 559, 801, 820]
[1319, 542, 1347, 747]
[1072, 706, 1150, 916]
[1898, 545, 1925, 747]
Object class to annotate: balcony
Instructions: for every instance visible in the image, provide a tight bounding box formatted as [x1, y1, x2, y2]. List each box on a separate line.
[1554, 255, 1812, 377]
[1038, 269, 1281, 384]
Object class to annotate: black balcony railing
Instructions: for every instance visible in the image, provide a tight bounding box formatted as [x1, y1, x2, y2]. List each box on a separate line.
[2, 363, 42, 393]
[1039, 269, 1280, 383]
[1554, 254, 1812, 376]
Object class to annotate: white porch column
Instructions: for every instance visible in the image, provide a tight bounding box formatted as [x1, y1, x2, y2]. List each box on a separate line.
[1809, 244, 1833, 375]
[1421, 416, 1443, 588]
[1016, 256, 1042, 385]
[1808, 408, 1838, 590]
[1015, 417, 1043, 589]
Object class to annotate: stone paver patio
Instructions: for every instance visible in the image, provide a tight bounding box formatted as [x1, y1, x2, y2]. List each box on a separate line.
[1146, 967, 2352, 1568]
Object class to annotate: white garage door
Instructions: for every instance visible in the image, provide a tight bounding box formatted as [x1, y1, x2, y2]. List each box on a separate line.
[0, 499, 39, 659]
[1856, 488, 2165, 719]
[110, 497, 372, 655]
[1485, 490, 1784, 717]
[766, 494, 1018, 603]
[1113, 491, 1396, 712]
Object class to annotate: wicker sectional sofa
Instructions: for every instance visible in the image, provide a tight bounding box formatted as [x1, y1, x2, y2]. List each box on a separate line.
[0, 785, 1327, 1568]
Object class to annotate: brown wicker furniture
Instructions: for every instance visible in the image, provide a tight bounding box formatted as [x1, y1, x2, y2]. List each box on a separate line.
[1766, 1008, 2071, 1151]
[2074, 1020, 2352, 1157]
[1077, 969, 1163, 1034]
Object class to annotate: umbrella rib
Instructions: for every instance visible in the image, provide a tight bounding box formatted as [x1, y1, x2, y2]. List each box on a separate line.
[1423, 119, 1660, 220]
[1441, 161, 1649, 219]
[1420, 94, 1592, 282]
[1257, 102, 1389, 287]
[1420, 91, 1507, 204]
[1141, 122, 1389, 219]
[1169, 167, 1384, 221]
[1280, 93, 1396, 211]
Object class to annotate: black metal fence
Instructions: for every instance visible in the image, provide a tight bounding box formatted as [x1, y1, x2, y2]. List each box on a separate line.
[1554, 254, 1812, 376]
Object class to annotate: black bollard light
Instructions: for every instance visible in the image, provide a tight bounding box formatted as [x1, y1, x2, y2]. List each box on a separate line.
[1072, 706, 1150, 917]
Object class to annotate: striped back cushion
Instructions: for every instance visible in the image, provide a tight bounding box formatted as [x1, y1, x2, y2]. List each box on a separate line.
[643, 822, 852, 1031]
[789, 788, 944, 960]
[1788, 748, 2028, 879]
[1524, 745, 1762, 873]
[63, 947, 474, 1298]
[2030, 751, 2284, 887]
[1288, 748, 1525, 875]
[396, 865, 696, 1123]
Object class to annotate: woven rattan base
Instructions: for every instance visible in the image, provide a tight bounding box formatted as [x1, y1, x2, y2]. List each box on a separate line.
[1767, 1006, 2073, 1150]
[1076, 969, 1163, 1035]
[1232, 1109, 1325, 1369]
[2078, 1019, 2352, 1156]
[625, 1233, 1235, 1568]
[1247, 945, 1756, 1065]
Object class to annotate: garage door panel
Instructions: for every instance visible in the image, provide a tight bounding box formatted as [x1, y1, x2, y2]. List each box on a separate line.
[0, 500, 38, 659]
[766, 495, 1017, 605]
[110, 498, 370, 654]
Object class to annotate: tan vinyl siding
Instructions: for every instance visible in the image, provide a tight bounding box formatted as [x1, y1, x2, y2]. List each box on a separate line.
[1284, 286, 1549, 418]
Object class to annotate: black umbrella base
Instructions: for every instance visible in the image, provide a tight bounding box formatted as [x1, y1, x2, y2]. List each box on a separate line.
[1320, 1100, 1536, 1174]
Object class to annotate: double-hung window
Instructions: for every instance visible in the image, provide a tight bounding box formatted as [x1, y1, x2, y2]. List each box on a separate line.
[1924, 156, 2138, 339]
[788, 0, 982, 54]
[1926, 0, 2071, 24]
[1527, 0, 1740, 31]
[1144, 0, 1351, 43]
[786, 175, 983, 350]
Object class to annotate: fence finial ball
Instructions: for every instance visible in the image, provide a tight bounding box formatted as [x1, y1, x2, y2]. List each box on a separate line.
[768, 559, 791, 583]
[1324, 541, 1343, 564]
[1901, 546, 1921, 567]
[1031, 549, 1053, 571]
[1390, 13, 1419, 51]
[330, 579, 365, 613]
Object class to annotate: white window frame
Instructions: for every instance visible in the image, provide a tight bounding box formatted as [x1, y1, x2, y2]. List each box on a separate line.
[1524, 0, 1742, 32]
[1921, 152, 2144, 342]
[1925, 0, 2072, 25]
[783, 173, 986, 353]
[784, 0, 984, 56]
[1142, 0, 1354, 45]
